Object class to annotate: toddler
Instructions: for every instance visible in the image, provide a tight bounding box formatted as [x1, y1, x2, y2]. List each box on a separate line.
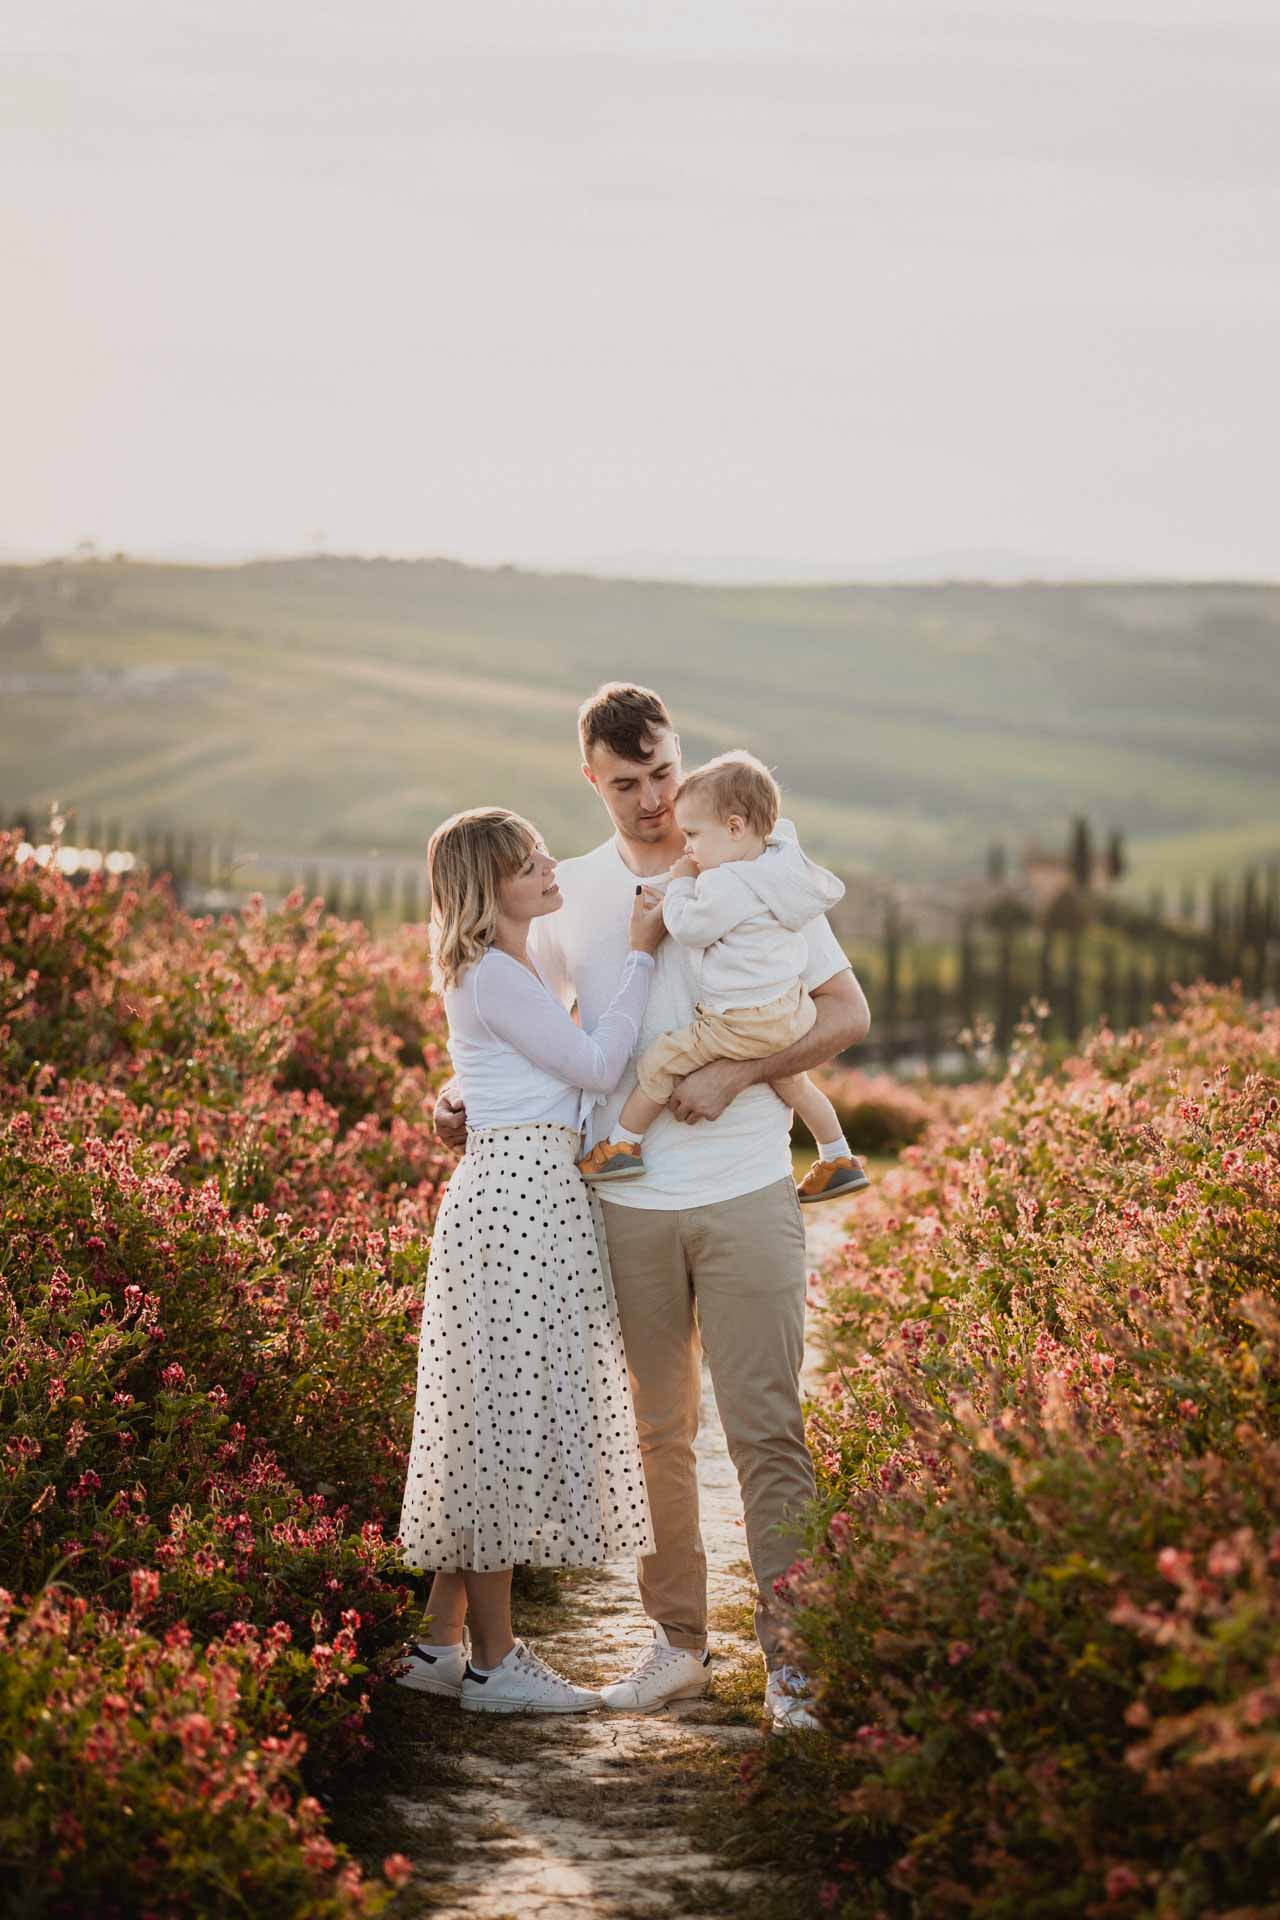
[577, 751, 870, 1205]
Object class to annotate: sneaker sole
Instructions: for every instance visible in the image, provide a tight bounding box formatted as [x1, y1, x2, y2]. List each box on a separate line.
[396, 1673, 464, 1698]
[460, 1695, 603, 1715]
[799, 1178, 871, 1205]
[581, 1166, 645, 1182]
[600, 1679, 710, 1714]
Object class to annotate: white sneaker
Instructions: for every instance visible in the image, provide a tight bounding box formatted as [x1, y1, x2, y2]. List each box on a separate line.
[599, 1625, 712, 1713]
[395, 1640, 468, 1699]
[460, 1640, 603, 1716]
[765, 1663, 821, 1732]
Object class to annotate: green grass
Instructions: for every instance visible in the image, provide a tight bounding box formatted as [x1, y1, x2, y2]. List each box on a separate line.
[5, 557, 1279, 885]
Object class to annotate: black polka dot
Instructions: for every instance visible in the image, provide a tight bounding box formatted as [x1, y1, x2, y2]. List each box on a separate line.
[396, 1123, 653, 1574]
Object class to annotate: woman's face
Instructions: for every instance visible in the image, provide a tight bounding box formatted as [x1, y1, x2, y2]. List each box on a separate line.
[498, 838, 561, 921]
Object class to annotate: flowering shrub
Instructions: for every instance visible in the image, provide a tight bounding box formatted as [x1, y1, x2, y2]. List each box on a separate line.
[0, 834, 453, 1253]
[0, 835, 458, 1913]
[0, 1588, 394, 1918]
[808, 1066, 967, 1154]
[749, 988, 1280, 1917]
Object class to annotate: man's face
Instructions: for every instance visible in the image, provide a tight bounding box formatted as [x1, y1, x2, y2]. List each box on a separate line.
[583, 727, 682, 844]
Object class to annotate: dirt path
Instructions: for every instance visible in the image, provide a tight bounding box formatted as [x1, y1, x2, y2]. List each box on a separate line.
[390, 1201, 857, 1920]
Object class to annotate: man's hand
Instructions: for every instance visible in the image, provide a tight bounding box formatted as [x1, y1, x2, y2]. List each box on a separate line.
[670, 853, 699, 881]
[667, 1058, 753, 1125]
[433, 1082, 468, 1152]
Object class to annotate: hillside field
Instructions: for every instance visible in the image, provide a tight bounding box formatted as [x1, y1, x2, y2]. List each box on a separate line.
[3, 557, 1277, 888]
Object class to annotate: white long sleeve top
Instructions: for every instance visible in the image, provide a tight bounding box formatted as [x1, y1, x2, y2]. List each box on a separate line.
[443, 946, 654, 1133]
[662, 823, 845, 1013]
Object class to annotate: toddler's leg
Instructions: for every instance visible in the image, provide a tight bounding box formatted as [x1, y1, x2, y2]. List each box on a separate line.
[579, 1027, 707, 1182]
[772, 1072, 845, 1153]
[616, 1086, 667, 1139]
[773, 1072, 871, 1205]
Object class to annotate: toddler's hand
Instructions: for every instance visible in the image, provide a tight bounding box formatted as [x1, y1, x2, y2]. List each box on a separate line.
[670, 854, 699, 880]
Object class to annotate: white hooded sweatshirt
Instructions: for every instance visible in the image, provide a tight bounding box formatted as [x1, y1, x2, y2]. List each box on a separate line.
[661, 820, 845, 1013]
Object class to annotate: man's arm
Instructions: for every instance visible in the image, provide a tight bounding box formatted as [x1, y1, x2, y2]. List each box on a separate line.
[667, 968, 870, 1125]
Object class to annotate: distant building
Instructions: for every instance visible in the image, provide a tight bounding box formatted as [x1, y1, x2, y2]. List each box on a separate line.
[1021, 844, 1113, 911]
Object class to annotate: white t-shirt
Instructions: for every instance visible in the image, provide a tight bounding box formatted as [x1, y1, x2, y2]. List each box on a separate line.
[529, 829, 851, 1211]
[444, 946, 654, 1135]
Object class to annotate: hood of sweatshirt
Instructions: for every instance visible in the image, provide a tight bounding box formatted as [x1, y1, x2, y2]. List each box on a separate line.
[726, 817, 845, 930]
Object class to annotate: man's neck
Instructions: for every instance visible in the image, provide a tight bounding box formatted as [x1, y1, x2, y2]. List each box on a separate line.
[613, 827, 686, 880]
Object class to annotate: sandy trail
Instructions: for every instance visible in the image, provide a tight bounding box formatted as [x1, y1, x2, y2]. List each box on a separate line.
[391, 1200, 856, 1919]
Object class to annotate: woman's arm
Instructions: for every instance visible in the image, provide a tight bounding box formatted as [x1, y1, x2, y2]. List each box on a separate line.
[475, 953, 654, 1095]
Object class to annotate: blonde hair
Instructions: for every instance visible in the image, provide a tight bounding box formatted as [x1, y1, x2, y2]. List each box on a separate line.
[675, 751, 780, 839]
[427, 807, 541, 991]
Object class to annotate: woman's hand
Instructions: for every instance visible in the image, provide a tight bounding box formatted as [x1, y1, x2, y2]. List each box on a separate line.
[670, 854, 699, 881]
[628, 885, 668, 955]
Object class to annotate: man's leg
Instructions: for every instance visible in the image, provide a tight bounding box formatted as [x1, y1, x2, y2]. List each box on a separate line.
[685, 1178, 814, 1667]
[599, 1200, 707, 1650]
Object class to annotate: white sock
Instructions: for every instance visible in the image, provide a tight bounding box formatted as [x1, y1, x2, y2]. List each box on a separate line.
[818, 1136, 851, 1162]
[610, 1125, 644, 1147]
[417, 1640, 465, 1656]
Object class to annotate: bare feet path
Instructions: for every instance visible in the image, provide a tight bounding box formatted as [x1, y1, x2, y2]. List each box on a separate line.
[381, 1202, 856, 1919]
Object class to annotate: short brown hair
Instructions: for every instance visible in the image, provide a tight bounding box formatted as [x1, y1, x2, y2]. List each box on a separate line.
[675, 751, 780, 839]
[578, 682, 672, 763]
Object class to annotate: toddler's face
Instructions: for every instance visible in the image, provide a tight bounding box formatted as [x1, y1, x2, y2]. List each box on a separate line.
[674, 798, 744, 872]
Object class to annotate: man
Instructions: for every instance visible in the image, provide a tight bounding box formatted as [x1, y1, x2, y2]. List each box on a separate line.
[435, 683, 869, 1729]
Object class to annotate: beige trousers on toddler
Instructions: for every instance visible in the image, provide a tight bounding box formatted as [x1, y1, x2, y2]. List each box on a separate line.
[634, 981, 817, 1106]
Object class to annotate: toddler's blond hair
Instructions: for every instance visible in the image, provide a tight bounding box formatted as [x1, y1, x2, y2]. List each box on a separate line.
[674, 751, 780, 840]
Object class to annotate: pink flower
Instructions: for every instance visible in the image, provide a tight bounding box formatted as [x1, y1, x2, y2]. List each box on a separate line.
[383, 1854, 413, 1889]
[303, 1834, 338, 1874]
[946, 1640, 972, 1666]
[1104, 1864, 1140, 1899]
[178, 1712, 213, 1754]
[130, 1568, 161, 1613]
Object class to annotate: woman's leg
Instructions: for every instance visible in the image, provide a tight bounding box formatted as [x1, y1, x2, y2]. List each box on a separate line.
[423, 1569, 468, 1643]
[423, 1568, 516, 1667]
[463, 1568, 515, 1669]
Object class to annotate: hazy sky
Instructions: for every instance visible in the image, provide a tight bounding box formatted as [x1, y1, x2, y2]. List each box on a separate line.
[4, 0, 1278, 577]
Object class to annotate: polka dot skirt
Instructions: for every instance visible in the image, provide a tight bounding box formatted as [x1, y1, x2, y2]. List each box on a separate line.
[398, 1123, 655, 1573]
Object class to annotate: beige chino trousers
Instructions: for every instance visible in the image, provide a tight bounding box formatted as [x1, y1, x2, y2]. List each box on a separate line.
[599, 1176, 815, 1667]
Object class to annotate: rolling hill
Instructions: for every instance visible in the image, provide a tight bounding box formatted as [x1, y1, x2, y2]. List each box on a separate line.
[3, 557, 1277, 890]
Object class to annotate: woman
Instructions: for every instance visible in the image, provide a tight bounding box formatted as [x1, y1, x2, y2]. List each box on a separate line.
[396, 806, 664, 1714]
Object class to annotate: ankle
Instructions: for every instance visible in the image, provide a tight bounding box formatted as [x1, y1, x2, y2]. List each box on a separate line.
[424, 1622, 466, 1647]
[469, 1634, 516, 1671]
